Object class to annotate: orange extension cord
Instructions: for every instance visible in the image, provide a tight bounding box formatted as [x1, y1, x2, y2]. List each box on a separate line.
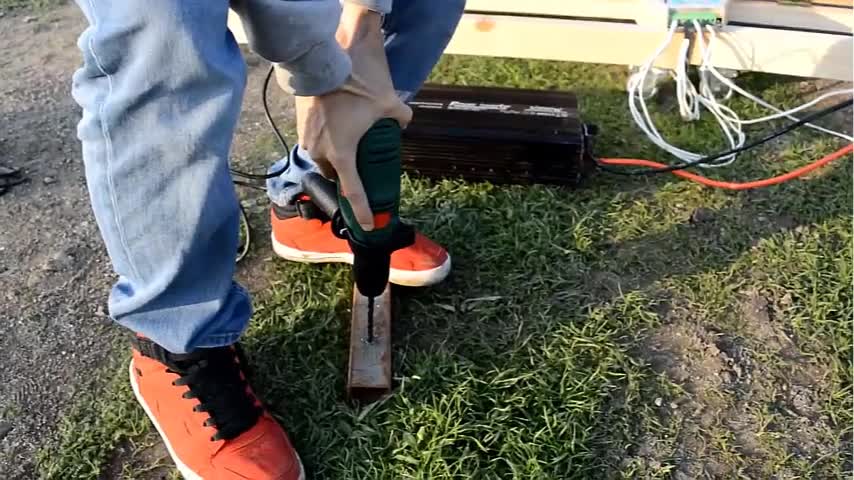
[599, 143, 853, 190]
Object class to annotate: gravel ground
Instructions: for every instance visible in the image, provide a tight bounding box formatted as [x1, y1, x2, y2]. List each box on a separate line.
[0, 5, 290, 477]
[3, 4, 851, 479]
[0, 6, 116, 478]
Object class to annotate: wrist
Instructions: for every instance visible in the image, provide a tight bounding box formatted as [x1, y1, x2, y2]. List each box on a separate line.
[337, 3, 383, 48]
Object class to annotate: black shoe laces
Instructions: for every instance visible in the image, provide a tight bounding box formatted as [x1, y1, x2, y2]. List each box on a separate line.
[164, 344, 263, 442]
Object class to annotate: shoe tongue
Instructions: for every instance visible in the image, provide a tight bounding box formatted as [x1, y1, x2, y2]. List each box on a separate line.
[164, 350, 208, 371]
[166, 347, 230, 373]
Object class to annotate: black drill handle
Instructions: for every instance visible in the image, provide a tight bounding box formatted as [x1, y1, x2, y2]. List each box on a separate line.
[301, 172, 339, 219]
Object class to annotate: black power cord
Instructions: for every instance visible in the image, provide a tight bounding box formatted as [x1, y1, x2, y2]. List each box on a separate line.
[597, 98, 853, 176]
[230, 65, 291, 182]
[236, 202, 252, 263]
[232, 178, 268, 192]
[232, 65, 294, 263]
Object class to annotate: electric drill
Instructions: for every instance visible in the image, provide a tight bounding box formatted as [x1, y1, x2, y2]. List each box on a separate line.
[302, 119, 415, 340]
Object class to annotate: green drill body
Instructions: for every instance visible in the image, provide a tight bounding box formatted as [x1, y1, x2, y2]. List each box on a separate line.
[336, 119, 413, 342]
[337, 118, 404, 259]
[300, 119, 414, 342]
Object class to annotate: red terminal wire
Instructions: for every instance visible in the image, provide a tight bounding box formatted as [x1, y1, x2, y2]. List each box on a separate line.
[599, 144, 853, 190]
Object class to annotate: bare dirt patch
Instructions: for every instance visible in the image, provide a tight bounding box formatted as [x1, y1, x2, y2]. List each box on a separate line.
[624, 290, 841, 479]
[0, 6, 120, 478]
[97, 434, 174, 480]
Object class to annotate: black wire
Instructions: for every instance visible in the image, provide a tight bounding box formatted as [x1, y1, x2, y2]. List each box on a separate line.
[236, 202, 252, 263]
[229, 65, 291, 181]
[262, 65, 290, 155]
[231, 65, 292, 263]
[597, 98, 853, 176]
[231, 179, 267, 191]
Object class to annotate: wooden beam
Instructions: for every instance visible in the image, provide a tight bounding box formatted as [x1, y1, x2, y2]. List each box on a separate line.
[811, 0, 853, 7]
[729, 1, 852, 33]
[463, 0, 651, 22]
[444, 14, 852, 81]
[463, 0, 853, 32]
[226, 7, 852, 81]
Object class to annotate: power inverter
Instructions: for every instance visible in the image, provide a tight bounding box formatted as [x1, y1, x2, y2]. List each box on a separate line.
[400, 84, 597, 186]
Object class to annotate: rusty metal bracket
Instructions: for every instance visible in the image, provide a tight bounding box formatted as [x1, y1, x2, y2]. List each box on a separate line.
[346, 285, 393, 402]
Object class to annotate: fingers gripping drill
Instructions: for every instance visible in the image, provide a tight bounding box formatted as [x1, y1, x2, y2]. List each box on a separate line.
[301, 119, 415, 343]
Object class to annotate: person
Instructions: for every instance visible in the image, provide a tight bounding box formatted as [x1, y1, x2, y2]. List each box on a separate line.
[70, 0, 464, 478]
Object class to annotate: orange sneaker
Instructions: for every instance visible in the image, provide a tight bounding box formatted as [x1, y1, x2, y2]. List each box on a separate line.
[270, 201, 451, 287]
[129, 338, 304, 480]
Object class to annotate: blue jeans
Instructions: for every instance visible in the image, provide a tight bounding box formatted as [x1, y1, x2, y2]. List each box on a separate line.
[72, 0, 464, 353]
[266, 1, 464, 205]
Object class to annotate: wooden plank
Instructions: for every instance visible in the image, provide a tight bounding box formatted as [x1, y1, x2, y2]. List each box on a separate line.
[446, 16, 687, 67]
[462, 0, 646, 21]
[464, 0, 854, 15]
[729, 1, 852, 32]
[811, 0, 853, 7]
[695, 25, 852, 79]
[461, 0, 664, 27]
[227, 9, 852, 80]
[444, 14, 852, 80]
[464, 0, 852, 32]
[744, 0, 852, 5]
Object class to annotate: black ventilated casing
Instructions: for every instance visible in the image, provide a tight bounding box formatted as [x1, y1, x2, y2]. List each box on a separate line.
[401, 84, 596, 186]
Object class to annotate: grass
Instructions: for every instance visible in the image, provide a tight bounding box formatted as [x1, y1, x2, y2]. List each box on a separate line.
[36, 356, 150, 479]
[37, 55, 852, 479]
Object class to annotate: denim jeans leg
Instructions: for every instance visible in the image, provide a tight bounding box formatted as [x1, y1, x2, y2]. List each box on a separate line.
[265, 0, 465, 205]
[71, 0, 251, 353]
[382, 0, 465, 101]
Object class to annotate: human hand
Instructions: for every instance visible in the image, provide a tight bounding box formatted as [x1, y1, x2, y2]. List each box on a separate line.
[295, 5, 411, 231]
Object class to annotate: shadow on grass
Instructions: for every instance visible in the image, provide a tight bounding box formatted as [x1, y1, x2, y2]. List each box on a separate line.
[237, 147, 850, 478]
[239, 57, 853, 478]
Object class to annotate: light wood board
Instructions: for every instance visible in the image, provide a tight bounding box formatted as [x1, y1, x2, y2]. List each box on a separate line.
[227, 0, 854, 81]
[445, 15, 852, 81]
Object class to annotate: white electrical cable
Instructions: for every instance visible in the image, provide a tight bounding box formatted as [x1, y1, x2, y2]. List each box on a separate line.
[629, 25, 712, 165]
[702, 24, 854, 142]
[628, 21, 744, 167]
[675, 38, 700, 121]
[736, 91, 854, 126]
[627, 21, 680, 158]
[628, 22, 704, 163]
[627, 20, 852, 169]
[691, 20, 745, 167]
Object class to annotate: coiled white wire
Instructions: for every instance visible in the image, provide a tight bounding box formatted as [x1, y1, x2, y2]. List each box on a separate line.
[700, 24, 853, 142]
[628, 21, 744, 167]
[627, 20, 853, 168]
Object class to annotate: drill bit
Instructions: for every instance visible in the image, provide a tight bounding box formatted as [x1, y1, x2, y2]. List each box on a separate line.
[366, 296, 375, 343]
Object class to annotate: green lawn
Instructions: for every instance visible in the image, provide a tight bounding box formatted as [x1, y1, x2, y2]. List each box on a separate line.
[39, 56, 852, 479]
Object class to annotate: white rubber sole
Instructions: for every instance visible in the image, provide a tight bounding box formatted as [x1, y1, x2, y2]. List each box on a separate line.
[129, 361, 305, 480]
[271, 233, 451, 287]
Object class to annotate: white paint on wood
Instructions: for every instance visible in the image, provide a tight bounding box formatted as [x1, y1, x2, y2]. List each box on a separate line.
[226, 4, 853, 81]
[463, 0, 641, 20]
[447, 15, 852, 80]
[462, 0, 853, 32]
[728, 2, 852, 33]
